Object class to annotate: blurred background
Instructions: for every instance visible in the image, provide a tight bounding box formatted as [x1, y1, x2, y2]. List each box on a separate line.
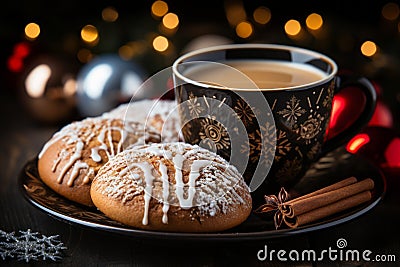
[1, 0, 399, 132]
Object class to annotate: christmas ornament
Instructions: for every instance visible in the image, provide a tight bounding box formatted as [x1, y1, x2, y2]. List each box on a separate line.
[76, 54, 146, 117]
[346, 126, 400, 169]
[0, 229, 66, 262]
[19, 53, 79, 124]
[368, 101, 393, 128]
[327, 86, 366, 139]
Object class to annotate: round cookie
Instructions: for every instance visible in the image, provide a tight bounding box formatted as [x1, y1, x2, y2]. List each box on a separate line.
[91, 142, 252, 232]
[38, 117, 160, 206]
[102, 99, 181, 142]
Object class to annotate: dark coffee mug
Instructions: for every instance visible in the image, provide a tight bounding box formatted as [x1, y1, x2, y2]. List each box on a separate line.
[172, 44, 376, 201]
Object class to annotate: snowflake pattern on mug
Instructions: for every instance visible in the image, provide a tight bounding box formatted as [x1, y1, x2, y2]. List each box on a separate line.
[187, 92, 205, 117]
[179, 81, 334, 187]
[234, 99, 256, 126]
[275, 130, 291, 162]
[277, 95, 306, 128]
[259, 121, 277, 167]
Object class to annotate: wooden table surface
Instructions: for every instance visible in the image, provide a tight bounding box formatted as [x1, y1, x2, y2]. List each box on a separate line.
[0, 91, 399, 267]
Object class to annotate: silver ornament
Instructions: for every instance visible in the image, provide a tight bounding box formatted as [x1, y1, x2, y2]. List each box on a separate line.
[76, 54, 146, 117]
[19, 53, 79, 124]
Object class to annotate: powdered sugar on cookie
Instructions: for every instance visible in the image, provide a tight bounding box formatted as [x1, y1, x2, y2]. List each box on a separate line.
[93, 142, 250, 226]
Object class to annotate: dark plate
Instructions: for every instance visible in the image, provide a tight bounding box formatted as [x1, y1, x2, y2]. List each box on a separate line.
[19, 147, 386, 242]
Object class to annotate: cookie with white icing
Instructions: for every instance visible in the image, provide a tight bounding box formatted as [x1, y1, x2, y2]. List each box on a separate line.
[38, 117, 160, 206]
[102, 99, 181, 142]
[90, 142, 252, 232]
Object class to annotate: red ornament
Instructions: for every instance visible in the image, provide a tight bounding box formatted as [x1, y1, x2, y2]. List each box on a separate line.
[368, 101, 393, 128]
[327, 86, 365, 139]
[346, 126, 400, 169]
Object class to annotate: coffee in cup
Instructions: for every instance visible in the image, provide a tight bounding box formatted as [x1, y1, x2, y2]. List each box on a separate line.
[173, 44, 376, 203]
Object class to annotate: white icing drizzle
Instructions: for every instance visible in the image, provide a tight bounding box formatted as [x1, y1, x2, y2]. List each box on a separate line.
[93, 142, 250, 226]
[130, 162, 155, 225]
[39, 117, 158, 187]
[57, 140, 84, 184]
[97, 128, 112, 159]
[172, 154, 186, 208]
[90, 147, 102, 162]
[101, 99, 182, 142]
[83, 168, 95, 184]
[180, 159, 211, 209]
[145, 146, 173, 159]
[159, 161, 170, 224]
[51, 157, 62, 172]
[38, 134, 64, 159]
[68, 161, 88, 186]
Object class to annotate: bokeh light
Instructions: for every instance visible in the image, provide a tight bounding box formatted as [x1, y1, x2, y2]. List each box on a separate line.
[236, 21, 253, 38]
[81, 25, 99, 45]
[382, 2, 400, 20]
[361, 41, 378, 57]
[151, 0, 168, 17]
[347, 134, 371, 154]
[7, 57, 23, 72]
[306, 13, 323, 30]
[284, 19, 301, 36]
[7, 42, 30, 72]
[63, 78, 77, 96]
[253, 6, 271, 25]
[162, 13, 179, 29]
[153, 35, 169, 52]
[119, 45, 134, 60]
[102, 7, 118, 22]
[14, 42, 30, 58]
[77, 48, 93, 63]
[225, 3, 247, 26]
[25, 64, 51, 98]
[25, 22, 40, 40]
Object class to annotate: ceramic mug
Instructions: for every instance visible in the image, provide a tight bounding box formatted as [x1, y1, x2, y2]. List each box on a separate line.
[172, 44, 376, 201]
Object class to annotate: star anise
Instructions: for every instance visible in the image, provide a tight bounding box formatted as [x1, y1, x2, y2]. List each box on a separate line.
[254, 187, 289, 229]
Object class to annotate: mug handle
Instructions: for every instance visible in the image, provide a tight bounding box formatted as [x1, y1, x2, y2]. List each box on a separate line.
[321, 75, 377, 155]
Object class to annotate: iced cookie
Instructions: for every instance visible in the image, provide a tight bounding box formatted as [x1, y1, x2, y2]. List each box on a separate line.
[102, 99, 181, 142]
[91, 142, 252, 232]
[38, 117, 160, 206]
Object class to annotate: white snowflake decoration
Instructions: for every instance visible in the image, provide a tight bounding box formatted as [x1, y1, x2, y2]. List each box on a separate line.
[0, 229, 66, 262]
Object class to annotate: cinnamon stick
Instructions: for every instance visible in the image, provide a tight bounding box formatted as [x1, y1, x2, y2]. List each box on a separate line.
[284, 191, 372, 228]
[289, 177, 358, 202]
[281, 178, 374, 228]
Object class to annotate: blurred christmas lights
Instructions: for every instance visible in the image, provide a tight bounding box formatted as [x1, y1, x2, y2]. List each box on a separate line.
[306, 13, 323, 30]
[381, 2, 399, 20]
[151, 0, 168, 18]
[284, 19, 301, 36]
[25, 22, 40, 40]
[153, 35, 169, 52]
[7, 42, 31, 72]
[236, 21, 253, 39]
[253, 6, 271, 25]
[224, 1, 246, 27]
[102, 7, 118, 22]
[361, 41, 378, 57]
[162, 13, 179, 29]
[81, 25, 99, 45]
